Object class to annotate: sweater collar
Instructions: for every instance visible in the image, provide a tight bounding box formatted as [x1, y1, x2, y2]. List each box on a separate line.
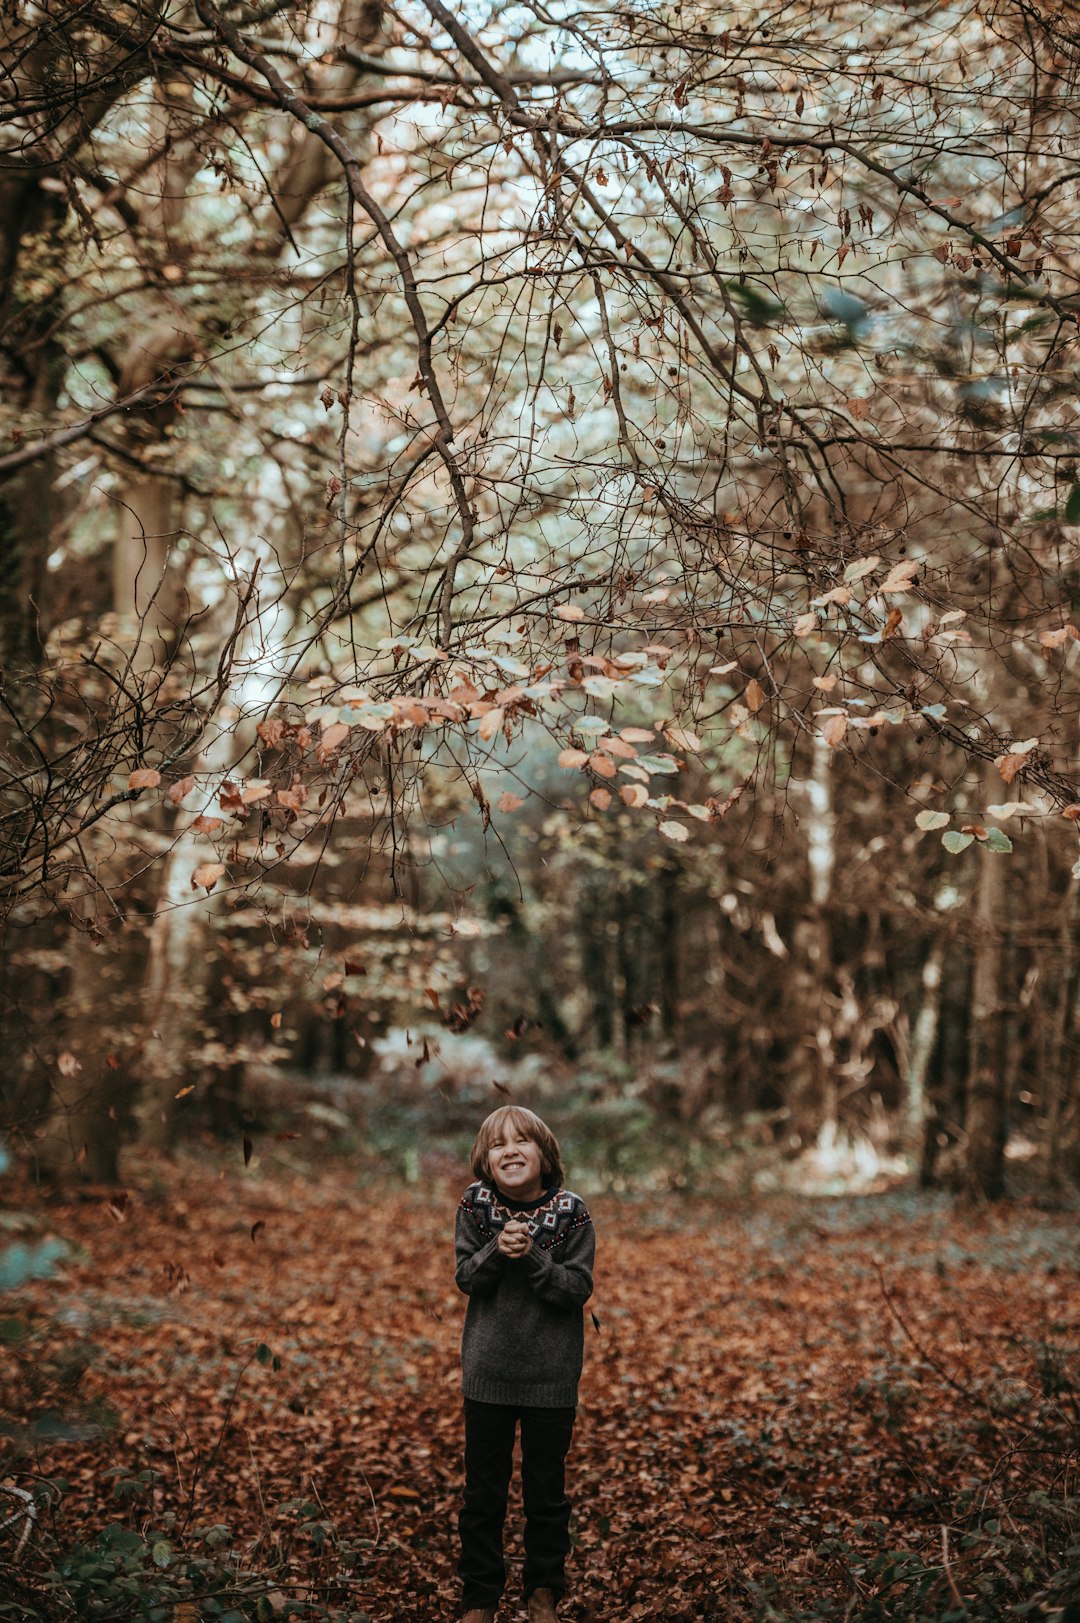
[492, 1182, 559, 1213]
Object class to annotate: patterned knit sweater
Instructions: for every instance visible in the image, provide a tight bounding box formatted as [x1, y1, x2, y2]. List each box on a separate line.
[455, 1181, 595, 1407]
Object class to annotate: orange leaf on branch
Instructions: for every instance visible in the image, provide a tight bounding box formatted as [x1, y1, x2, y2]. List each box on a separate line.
[995, 753, 1028, 784]
[191, 862, 226, 892]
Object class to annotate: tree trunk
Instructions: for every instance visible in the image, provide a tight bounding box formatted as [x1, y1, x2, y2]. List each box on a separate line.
[904, 936, 944, 1152]
[133, 829, 215, 1149]
[962, 770, 1010, 1200]
[787, 737, 837, 1148]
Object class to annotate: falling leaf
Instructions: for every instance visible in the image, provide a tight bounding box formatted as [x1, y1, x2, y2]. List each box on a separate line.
[497, 791, 524, 812]
[745, 678, 765, 712]
[250, 1220, 265, 1241]
[191, 862, 226, 892]
[243, 1135, 254, 1166]
[57, 1050, 81, 1076]
[128, 768, 161, 790]
[659, 819, 689, 841]
[174, 1085, 195, 1099]
[270, 1012, 282, 1028]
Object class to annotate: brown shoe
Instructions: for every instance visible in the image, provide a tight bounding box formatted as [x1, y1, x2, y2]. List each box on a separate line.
[462, 1610, 495, 1623]
[527, 1591, 558, 1623]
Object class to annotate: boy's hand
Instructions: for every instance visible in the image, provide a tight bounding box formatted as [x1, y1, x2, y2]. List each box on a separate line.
[497, 1219, 532, 1258]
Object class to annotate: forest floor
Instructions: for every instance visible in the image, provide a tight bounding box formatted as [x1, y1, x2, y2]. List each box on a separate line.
[1, 1150, 1078, 1622]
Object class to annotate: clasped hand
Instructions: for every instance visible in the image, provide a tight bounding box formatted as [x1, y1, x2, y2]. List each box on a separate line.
[497, 1219, 532, 1258]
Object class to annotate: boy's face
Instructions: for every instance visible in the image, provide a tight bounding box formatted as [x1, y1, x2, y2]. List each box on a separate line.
[488, 1125, 546, 1202]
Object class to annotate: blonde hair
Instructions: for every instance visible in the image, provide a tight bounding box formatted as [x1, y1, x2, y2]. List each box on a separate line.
[470, 1105, 565, 1189]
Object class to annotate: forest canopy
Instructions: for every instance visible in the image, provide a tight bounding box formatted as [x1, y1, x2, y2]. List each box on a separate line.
[3, 0, 1080, 1198]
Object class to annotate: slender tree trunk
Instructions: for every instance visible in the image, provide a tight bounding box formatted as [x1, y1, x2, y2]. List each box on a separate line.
[962, 769, 1010, 1200]
[905, 936, 944, 1152]
[787, 737, 837, 1147]
[34, 914, 122, 1183]
[133, 828, 216, 1149]
[657, 858, 679, 1043]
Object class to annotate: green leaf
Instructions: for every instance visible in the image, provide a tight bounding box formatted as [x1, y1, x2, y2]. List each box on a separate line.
[915, 810, 950, 830]
[256, 1343, 273, 1366]
[942, 831, 974, 853]
[150, 1539, 172, 1569]
[984, 827, 1013, 853]
[1066, 485, 1080, 525]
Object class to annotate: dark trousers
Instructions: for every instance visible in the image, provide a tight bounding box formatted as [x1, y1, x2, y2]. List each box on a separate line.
[458, 1398, 576, 1608]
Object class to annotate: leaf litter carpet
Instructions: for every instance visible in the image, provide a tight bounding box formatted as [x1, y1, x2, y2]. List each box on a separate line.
[2, 1157, 1077, 1620]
